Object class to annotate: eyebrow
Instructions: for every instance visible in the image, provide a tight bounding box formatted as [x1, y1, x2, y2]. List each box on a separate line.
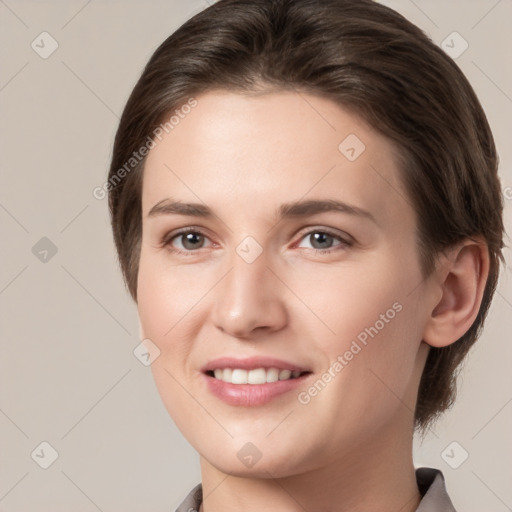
[147, 198, 376, 224]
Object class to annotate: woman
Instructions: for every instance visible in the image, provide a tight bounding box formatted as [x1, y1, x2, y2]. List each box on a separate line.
[107, 0, 505, 510]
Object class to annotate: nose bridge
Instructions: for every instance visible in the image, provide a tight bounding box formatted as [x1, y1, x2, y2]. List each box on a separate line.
[211, 238, 287, 337]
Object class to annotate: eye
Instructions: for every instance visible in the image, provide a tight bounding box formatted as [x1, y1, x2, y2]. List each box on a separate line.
[163, 229, 213, 254]
[295, 228, 351, 253]
[161, 227, 352, 256]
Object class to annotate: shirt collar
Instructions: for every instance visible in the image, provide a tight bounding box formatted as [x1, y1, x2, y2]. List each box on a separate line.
[175, 467, 456, 512]
[416, 467, 457, 511]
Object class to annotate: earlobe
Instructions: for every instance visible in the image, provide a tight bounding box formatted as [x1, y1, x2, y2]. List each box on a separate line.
[423, 238, 489, 348]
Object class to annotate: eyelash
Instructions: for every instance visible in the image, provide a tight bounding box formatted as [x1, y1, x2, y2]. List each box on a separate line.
[160, 227, 352, 256]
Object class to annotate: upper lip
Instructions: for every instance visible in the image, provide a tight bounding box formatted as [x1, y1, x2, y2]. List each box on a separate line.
[201, 356, 311, 373]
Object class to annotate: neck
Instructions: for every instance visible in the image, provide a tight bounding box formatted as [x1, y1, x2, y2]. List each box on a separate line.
[198, 416, 421, 512]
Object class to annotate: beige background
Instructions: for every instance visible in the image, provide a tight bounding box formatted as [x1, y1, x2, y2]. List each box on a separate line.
[0, 0, 511, 510]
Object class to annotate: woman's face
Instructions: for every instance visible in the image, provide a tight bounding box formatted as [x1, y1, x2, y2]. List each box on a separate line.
[137, 90, 435, 477]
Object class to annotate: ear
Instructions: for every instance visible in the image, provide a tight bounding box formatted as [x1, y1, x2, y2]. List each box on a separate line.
[423, 237, 490, 348]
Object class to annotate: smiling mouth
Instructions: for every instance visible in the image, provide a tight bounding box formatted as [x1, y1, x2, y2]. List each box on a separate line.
[205, 367, 312, 384]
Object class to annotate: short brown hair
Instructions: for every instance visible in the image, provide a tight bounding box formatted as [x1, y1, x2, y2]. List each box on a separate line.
[107, 0, 505, 432]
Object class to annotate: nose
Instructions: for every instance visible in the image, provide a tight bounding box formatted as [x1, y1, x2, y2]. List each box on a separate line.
[211, 245, 288, 339]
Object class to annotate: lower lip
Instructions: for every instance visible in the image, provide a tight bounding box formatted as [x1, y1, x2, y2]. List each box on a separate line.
[203, 373, 310, 406]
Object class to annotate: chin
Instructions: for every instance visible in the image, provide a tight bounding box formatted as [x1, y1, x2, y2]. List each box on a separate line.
[198, 440, 310, 479]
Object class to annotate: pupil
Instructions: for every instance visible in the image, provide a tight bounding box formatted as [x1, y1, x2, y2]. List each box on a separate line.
[183, 233, 203, 249]
[312, 232, 332, 248]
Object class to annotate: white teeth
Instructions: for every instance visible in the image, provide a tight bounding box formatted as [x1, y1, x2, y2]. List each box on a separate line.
[279, 369, 292, 380]
[222, 368, 233, 382]
[231, 369, 248, 384]
[248, 368, 266, 384]
[211, 367, 303, 384]
[266, 367, 279, 383]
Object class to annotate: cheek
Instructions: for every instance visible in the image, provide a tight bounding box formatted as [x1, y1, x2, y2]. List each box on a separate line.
[137, 257, 209, 438]
[136, 255, 196, 374]
[298, 251, 423, 404]
[296, 256, 408, 349]
[137, 252, 205, 338]
[137, 263, 168, 342]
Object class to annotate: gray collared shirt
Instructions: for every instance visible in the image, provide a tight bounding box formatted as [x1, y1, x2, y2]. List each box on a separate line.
[175, 467, 457, 512]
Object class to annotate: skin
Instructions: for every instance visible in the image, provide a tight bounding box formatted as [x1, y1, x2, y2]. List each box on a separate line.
[136, 90, 489, 512]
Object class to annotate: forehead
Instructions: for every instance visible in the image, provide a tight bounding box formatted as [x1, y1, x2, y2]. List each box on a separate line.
[141, 90, 415, 231]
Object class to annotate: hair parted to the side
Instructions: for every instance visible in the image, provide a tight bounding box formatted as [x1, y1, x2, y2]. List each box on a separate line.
[107, 0, 505, 433]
